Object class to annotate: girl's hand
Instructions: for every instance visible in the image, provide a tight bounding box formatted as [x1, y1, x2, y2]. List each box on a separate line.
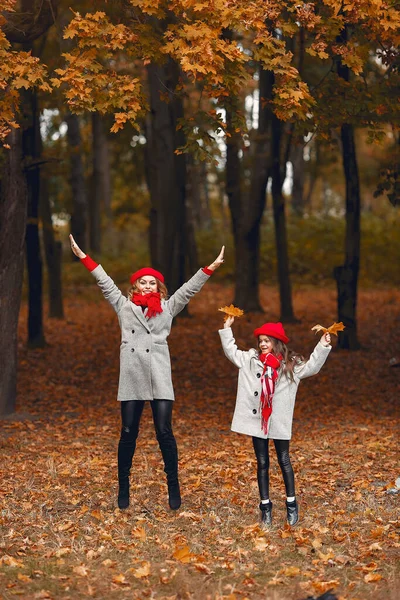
[224, 315, 234, 329]
[207, 245, 225, 271]
[69, 234, 86, 259]
[321, 332, 331, 346]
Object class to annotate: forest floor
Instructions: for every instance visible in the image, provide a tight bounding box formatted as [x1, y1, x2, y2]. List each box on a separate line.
[1, 283, 399, 600]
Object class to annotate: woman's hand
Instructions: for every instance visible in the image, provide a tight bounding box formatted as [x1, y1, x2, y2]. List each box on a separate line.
[224, 315, 234, 329]
[207, 245, 225, 271]
[69, 234, 86, 259]
[321, 332, 331, 346]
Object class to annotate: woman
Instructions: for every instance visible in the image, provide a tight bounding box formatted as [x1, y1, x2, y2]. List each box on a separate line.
[70, 234, 224, 510]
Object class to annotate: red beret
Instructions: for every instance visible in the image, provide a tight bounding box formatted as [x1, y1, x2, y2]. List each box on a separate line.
[130, 267, 165, 285]
[253, 322, 289, 344]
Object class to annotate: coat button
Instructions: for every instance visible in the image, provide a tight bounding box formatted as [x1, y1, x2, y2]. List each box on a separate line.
[147, 331, 150, 334]
[131, 329, 135, 334]
[131, 348, 135, 353]
[254, 391, 258, 396]
[146, 349, 149, 352]
[257, 373, 261, 378]
[252, 409, 257, 414]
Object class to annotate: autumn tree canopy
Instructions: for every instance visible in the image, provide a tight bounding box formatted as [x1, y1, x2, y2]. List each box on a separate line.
[1, 0, 398, 147]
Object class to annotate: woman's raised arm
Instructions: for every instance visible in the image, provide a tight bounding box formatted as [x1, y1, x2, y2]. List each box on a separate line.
[69, 234, 86, 259]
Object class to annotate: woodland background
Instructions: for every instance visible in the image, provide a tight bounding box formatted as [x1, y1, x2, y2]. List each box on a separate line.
[0, 1, 399, 599]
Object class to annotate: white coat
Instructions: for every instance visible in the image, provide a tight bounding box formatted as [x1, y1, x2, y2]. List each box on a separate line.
[219, 327, 331, 439]
[91, 265, 210, 401]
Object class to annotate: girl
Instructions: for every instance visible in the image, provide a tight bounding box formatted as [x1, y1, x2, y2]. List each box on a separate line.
[219, 317, 331, 526]
[70, 234, 224, 510]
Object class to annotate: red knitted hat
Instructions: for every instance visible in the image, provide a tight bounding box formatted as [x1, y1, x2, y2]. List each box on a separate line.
[130, 267, 165, 285]
[253, 322, 289, 344]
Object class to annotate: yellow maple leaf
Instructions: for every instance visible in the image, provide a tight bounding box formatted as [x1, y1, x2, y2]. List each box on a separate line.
[218, 304, 244, 321]
[311, 322, 345, 336]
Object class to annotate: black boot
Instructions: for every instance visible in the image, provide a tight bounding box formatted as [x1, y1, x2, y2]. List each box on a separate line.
[117, 434, 136, 510]
[286, 499, 299, 526]
[118, 479, 130, 510]
[259, 501, 273, 527]
[157, 429, 181, 510]
[168, 481, 181, 510]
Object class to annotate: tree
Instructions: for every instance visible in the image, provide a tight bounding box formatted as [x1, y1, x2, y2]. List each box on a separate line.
[23, 87, 46, 348]
[0, 0, 57, 415]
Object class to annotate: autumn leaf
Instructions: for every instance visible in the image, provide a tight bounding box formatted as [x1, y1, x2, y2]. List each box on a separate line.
[311, 322, 345, 336]
[172, 545, 193, 563]
[132, 562, 151, 579]
[0, 555, 23, 568]
[112, 573, 129, 585]
[218, 304, 244, 321]
[280, 565, 301, 577]
[73, 565, 89, 577]
[365, 572, 383, 582]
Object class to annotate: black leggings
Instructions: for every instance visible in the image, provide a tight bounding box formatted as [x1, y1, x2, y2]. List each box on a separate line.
[117, 399, 178, 485]
[252, 437, 295, 499]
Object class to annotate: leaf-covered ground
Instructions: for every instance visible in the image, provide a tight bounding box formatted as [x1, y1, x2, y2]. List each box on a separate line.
[1, 284, 399, 600]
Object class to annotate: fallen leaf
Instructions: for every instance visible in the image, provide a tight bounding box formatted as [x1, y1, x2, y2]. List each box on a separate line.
[365, 572, 383, 582]
[173, 545, 193, 563]
[112, 573, 129, 585]
[73, 565, 89, 577]
[132, 561, 151, 578]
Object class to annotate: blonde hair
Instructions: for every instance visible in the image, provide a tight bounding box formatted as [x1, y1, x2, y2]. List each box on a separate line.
[128, 278, 168, 301]
[258, 337, 304, 383]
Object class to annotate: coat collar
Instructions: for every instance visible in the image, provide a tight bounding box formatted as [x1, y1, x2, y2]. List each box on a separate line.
[129, 301, 151, 330]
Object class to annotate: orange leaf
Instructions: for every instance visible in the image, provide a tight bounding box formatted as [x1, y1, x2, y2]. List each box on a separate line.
[311, 322, 345, 336]
[112, 573, 129, 585]
[365, 572, 383, 583]
[218, 304, 244, 321]
[132, 562, 151, 578]
[173, 545, 193, 563]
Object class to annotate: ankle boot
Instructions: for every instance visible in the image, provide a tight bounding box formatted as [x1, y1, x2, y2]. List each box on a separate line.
[286, 499, 299, 526]
[168, 481, 181, 510]
[259, 501, 273, 527]
[118, 478, 130, 510]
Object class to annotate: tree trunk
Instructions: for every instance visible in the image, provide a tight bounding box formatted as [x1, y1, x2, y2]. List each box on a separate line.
[187, 155, 211, 230]
[90, 112, 111, 252]
[40, 178, 64, 319]
[23, 89, 46, 348]
[290, 142, 305, 217]
[0, 129, 27, 415]
[145, 59, 187, 294]
[334, 122, 361, 349]
[66, 112, 88, 254]
[226, 67, 274, 312]
[271, 115, 297, 322]
[334, 26, 361, 350]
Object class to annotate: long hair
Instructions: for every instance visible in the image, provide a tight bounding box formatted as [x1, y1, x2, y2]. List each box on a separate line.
[258, 337, 304, 382]
[128, 278, 168, 301]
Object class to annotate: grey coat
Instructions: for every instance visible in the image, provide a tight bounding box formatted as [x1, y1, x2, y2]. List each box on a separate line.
[91, 265, 210, 401]
[219, 327, 331, 439]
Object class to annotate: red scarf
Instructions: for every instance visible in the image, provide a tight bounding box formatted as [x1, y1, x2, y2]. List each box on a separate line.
[259, 352, 282, 434]
[132, 292, 163, 319]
